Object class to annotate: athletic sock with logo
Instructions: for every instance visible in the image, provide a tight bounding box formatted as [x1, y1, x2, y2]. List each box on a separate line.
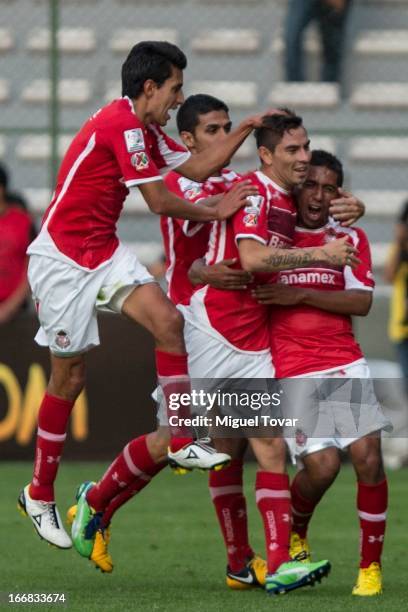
[357, 479, 388, 568]
[29, 393, 74, 502]
[256, 471, 292, 574]
[208, 459, 254, 573]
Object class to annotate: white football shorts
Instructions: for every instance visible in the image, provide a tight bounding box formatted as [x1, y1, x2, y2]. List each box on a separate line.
[284, 360, 393, 463]
[29, 243, 155, 355]
[156, 314, 275, 426]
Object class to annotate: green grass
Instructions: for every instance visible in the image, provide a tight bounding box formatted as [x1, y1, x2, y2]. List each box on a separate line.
[0, 463, 406, 612]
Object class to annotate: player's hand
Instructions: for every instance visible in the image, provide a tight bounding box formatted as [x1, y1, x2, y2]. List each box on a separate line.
[244, 108, 290, 129]
[318, 236, 360, 268]
[329, 189, 365, 227]
[252, 284, 305, 305]
[201, 258, 252, 290]
[215, 180, 259, 220]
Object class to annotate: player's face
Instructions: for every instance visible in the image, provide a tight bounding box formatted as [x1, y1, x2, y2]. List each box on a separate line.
[297, 165, 340, 229]
[150, 66, 185, 126]
[262, 127, 311, 189]
[188, 110, 232, 154]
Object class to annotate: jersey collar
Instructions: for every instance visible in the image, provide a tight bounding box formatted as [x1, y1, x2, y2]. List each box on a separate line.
[255, 170, 290, 195]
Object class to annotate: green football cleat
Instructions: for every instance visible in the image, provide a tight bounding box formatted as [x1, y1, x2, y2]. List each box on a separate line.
[71, 481, 96, 558]
[265, 559, 331, 595]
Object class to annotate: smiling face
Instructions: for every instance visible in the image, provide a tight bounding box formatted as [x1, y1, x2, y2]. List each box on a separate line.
[297, 164, 340, 229]
[146, 66, 185, 126]
[181, 109, 232, 155]
[259, 126, 311, 190]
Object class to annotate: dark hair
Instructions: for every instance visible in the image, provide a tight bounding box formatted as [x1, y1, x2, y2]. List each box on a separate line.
[176, 94, 229, 134]
[121, 41, 187, 99]
[311, 149, 344, 187]
[254, 108, 303, 152]
[0, 163, 9, 190]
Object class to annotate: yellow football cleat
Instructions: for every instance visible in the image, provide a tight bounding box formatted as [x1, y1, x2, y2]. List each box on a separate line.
[289, 532, 311, 562]
[91, 528, 113, 573]
[352, 562, 382, 596]
[67, 504, 113, 573]
[226, 554, 267, 590]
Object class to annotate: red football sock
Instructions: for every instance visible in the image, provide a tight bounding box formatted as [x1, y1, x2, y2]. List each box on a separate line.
[290, 472, 320, 538]
[256, 471, 292, 574]
[209, 459, 254, 573]
[101, 461, 166, 527]
[87, 435, 159, 512]
[155, 349, 193, 452]
[29, 393, 74, 502]
[357, 479, 388, 568]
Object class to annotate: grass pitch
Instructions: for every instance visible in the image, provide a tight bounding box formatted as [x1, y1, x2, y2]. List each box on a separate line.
[0, 462, 406, 612]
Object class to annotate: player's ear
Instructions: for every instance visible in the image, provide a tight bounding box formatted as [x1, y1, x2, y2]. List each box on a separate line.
[258, 145, 273, 166]
[143, 79, 158, 99]
[179, 130, 195, 149]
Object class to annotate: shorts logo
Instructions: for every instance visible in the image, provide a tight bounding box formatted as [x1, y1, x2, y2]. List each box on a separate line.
[55, 330, 71, 350]
[131, 151, 149, 170]
[243, 213, 259, 227]
[124, 128, 145, 152]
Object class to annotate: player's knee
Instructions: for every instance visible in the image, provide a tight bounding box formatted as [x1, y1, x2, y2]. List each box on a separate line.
[305, 450, 340, 489]
[154, 307, 184, 345]
[50, 360, 86, 400]
[355, 451, 384, 484]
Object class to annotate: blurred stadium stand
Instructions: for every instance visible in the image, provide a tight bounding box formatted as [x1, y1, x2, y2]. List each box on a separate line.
[1, 0, 408, 360]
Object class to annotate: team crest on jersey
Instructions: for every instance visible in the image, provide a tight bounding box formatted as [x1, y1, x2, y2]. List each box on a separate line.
[244, 195, 264, 214]
[131, 151, 149, 170]
[124, 128, 145, 153]
[55, 330, 71, 350]
[243, 212, 259, 227]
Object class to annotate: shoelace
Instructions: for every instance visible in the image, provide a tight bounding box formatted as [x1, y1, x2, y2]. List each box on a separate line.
[292, 551, 309, 562]
[45, 503, 59, 529]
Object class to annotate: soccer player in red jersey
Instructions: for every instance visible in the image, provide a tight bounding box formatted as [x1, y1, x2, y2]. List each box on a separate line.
[254, 150, 390, 596]
[17, 41, 267, 549]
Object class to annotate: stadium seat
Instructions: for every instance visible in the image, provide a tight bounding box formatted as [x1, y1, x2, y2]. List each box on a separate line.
[0, 28, 14, 52]
[110, 29, 179, 53]
[354, 30, 408, 56]
[21, 79, 91, 105]
[271, 27, 320, 54]
[0, 79, 10, 103]
[371, 242, 391, 269]
[105, 81, 121, 103]
[189, 81, 257, 108]
[268, 83, 339, 108]
[15, 134, 74, 161]
[349, 138, 408, 162]
[309, 136, 336, 153]
[351, 83, 408, 109]
[26, 28, 96, 53]
[21, 188, 52, 214]
[354, 190, 408, 217]
[192, 29, 261, 53]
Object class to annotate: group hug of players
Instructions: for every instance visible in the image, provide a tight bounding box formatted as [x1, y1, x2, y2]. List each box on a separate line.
[18, 41, 390, 597]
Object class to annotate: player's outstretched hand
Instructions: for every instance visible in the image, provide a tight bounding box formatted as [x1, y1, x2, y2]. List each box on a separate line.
[319, 236, 361, 268]
[202, 258, 252, 290]
[215, 180, 259, 220]
[252, 284, 304, 305]
[329, 188, 365, 227]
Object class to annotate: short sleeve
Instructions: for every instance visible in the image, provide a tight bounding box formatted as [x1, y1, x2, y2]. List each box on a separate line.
[147, 124, 191, 175]
[344, 229, 375, 291]
[165, 173, 208, 236]
[233, 194, 269, 245]
[107, 119, 163, 188]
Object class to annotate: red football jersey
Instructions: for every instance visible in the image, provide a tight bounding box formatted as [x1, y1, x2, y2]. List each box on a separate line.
[189, 170, 297, 352]
[270, 221, 375, 377]
[161, 168, 241, 306]
[28, 97, 190, 270]
[0, 206, 33, 301]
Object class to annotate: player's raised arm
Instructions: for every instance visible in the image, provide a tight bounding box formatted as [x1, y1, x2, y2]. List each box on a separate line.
[237, 235, 360, 273]
[139, 179, 258, 222]
[176, 110, 285, 183]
